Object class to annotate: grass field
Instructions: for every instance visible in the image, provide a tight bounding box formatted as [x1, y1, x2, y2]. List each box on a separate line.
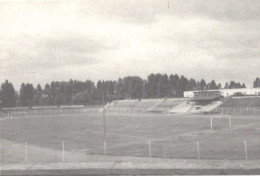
[1, 113, 260, 163]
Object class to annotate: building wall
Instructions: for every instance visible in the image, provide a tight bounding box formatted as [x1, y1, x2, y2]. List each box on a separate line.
[184, 88, 260, 98]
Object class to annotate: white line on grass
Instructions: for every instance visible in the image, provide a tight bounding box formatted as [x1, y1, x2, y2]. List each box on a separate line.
[90, 132, 149, 140]
[78, 140, 147, 153]
[69, 129, 94, 135]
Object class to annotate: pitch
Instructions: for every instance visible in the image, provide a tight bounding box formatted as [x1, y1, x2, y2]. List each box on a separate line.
[1, 113, 260, 164]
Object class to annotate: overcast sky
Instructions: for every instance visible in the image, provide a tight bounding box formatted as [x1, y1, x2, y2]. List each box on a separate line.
[0, 0, 259, 90]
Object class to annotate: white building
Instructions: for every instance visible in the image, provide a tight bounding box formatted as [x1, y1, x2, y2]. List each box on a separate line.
[184, 88, 260, 98]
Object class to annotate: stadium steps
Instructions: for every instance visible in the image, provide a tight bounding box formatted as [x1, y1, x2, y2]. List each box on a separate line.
[146, 99, 166, 112]
[147, 99, 187, 113]
[200, 101, 222, 113]
[176, 103, 194, 113]
[188, 106, 202, 114]
[169, 101, 189, 113]
[106, 100, 139, 112]
[133, 99, 162, 110]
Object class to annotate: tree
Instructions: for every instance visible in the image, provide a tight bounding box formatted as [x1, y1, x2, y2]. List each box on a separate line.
[253, 77, 260, 88]
[96, 80, 103, 101]
[96, 80, 115, 102]
[3, 73, 254, 107]
[169, 74, 179, 97]
[33, 84, 43, 105]
[224, 82, 229, 89]
[142, 80, 149, 98]
[36, 84, 43, 95]
[0, 80, 16, 107]
[218, 83, 222, 89]
[147, 74, 157, 98]
[157, 74, 171, 98]
[63, 83, 72, 104]
[185, 79, 197, 91]
[207, 80, 218, 90]
[178, 76, 188, 97]
[129, 77, 143, 99]
[198, 79, 206, 90]
[72, 90, 92, 105]
[115, 78, 124, 100]
[19, 83, 35, 106]
[228, 81, 246, 89]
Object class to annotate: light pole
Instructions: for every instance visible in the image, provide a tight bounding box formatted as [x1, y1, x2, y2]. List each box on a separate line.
[103, 94, 106, 160]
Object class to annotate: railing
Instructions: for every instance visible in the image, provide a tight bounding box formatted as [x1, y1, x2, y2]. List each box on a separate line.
[0, 138, 258, 164]
[213, 106, 260, 115]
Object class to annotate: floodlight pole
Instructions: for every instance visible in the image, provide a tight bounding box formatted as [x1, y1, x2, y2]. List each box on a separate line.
[103, 94, 107, 160]
[103, 95, 106, 140]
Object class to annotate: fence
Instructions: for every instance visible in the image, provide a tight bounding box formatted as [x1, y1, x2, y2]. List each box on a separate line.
[214, 106, 260, 115]
[106, 107, 149, 113]
[2, 106, 260, 118]
[102, 106, 260, 115]
[1, 138, 258, 164]
[0, 107, 151, 119]
[101, 106, 260, 115]
[0, 106, 103, 119]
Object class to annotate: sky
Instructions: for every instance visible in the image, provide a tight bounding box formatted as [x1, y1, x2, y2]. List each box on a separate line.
[0, 0, 259, 90]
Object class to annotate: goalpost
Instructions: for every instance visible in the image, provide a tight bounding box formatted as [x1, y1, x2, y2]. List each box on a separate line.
[210, 115, 231, 131]
[10, 112, 28, 119]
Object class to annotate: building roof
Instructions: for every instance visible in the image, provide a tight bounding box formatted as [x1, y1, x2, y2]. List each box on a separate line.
[185, 88, 260, 93]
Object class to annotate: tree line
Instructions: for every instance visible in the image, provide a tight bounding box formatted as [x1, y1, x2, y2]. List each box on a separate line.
[0, 73, 254, 108]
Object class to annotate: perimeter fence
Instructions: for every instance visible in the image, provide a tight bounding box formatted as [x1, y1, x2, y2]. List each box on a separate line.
[1, 137, 259, 164]
[214, 106, 260, 115]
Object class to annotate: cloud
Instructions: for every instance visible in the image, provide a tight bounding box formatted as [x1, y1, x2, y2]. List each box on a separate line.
[0, 0, 259, 90]
[84, 0, 260, 24]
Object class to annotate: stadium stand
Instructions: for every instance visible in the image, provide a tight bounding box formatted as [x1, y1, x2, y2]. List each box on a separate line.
[2, 107, 29, 112]
[188, 106, 202, 113]
[1, 107, 29, 118]
[176, 103, 193, 113]
[112, 100, 139, 108]
[106, 98, 193, 114]
[199, 101, 222, 113]
[220, 97, 260, 107]
[134, 99, 162, 108]
[134, 99, 163, 112]
[1, 105, 103, 118]
[169, 101, 189, 113]
[60, 105, 85, 108]
[112, 100, 138, 108]
[31, 106, 58, 109]
[106, 100, 139, 112]
[4, 96, 259, 116]
[106, 99, 164, 113]
[213, 97, 260, 115]
[147, 98, 186, 113]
